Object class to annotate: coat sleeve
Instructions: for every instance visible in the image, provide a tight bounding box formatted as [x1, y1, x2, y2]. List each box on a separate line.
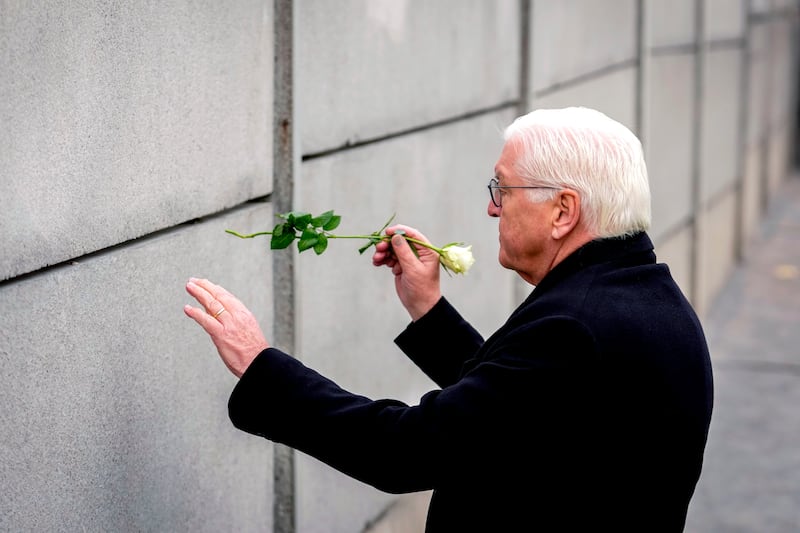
[393, 297, 484, 388]
[227, 315, 600, 495]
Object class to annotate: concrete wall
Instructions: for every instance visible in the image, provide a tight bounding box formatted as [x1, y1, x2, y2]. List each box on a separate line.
[1, 1, 797, 532]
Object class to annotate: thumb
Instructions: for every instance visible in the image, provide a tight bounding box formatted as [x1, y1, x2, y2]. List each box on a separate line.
[391, 234, 418, 265]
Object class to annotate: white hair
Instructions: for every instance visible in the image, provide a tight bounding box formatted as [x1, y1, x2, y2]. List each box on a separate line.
[503, 107, 651, 238]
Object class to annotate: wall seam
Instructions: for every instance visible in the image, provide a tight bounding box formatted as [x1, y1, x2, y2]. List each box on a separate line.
[688, 0, 705, 307]
[635, 0, 648, 141]
[734, 0, 751, 262]
[518, 0, 531, 117]
[758, 7, 773, 213]
[534, 58, 638, 98]
[301, 101, 518, 161]
[272, 0, 296, 532]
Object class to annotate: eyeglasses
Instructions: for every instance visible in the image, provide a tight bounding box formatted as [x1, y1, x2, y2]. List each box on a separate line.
[487, 177, 560, 208]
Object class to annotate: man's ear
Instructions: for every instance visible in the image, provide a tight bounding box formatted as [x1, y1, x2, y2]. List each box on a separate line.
[551, 189, 581, 239]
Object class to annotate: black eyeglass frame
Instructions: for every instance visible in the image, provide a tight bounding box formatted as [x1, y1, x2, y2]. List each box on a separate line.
[487, 177, 561, 208]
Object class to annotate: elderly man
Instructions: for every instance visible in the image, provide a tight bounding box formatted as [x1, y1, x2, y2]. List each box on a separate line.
[185, 107, 713, 532]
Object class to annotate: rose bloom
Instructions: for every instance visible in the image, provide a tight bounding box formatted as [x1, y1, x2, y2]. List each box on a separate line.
[439, 244, 475, 274]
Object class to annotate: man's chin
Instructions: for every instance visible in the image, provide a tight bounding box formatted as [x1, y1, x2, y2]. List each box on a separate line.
[497, 253, 512, 271]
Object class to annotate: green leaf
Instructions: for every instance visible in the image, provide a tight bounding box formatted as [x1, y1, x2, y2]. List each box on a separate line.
[322, 214, 341, 231]
[271, 231, 295, 250]
[280, 210, 308, 220]
[311, 210, 334, 228]
[272, 222, 286, 237]
[313, 233, 328, 254]
[289, 212, 313, 230]
[377, 213, 396, 234]
[297, 228, 319, 252]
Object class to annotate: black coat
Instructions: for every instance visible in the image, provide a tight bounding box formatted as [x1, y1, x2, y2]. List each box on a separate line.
[229, 232, 714, 532]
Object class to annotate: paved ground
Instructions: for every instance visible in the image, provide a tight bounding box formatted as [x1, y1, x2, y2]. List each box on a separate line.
[684, 175, 800, 532]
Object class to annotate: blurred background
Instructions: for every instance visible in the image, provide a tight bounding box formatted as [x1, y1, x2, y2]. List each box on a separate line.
[1, 1, 798, 532]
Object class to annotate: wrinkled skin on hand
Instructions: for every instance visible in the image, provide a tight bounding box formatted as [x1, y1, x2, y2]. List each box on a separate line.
[184, 277, 269, 378]
[372, 225, 442, 321]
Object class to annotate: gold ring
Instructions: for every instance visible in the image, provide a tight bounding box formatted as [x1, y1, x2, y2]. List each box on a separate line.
[212, 306, 227, 318]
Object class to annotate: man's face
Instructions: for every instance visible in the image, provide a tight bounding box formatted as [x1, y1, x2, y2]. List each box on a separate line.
[489, 140, 554, 284]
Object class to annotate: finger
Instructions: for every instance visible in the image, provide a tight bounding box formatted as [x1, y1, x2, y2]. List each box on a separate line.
[183, 304, 224, 335]
[374, 240, 391, 253]
[386, 224, 431, 244]
[185, 279, 213, 307]
[198, 278, 234, 302]
[372, 247, 396, 267]
[375, 256, 397, 269]
[390, 233, 422, 266]
[185, 279, 219, 313]
[190, 277, 230, 301]
[187, 278, 230, 317]
[371, 252, 386, 266]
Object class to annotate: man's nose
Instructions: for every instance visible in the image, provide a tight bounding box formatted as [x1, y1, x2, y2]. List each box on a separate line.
[488, 200, 500, 218]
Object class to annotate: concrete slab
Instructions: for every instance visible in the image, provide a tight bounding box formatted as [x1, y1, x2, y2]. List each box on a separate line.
[0, 1, 273, 281]
[648, 0, 695, 48]
[296, 0, 520, 154]
[0, 204, 274, 532]
[654, 225, 694, 300]
[646, 53, 696, 240]
[292, 109, 519, 533]
[700, 47, 743, 203]
[705, 0, 746, 42]
[532, 67, 638, 132]
[530, 0, 637, 93]
[696, 189, 738, 316]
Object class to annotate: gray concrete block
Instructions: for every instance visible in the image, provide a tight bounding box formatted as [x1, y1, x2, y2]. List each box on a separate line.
[773, 0, 800, 9]
[741, 143, 766, 253]
[648, 0, 695, 48]
[297, 109, 518, 368]
[0, 1, 273, 281]
[296, 455, 399, 533]
[766, 18, 797, 128]
[700, 48, 743, 202]
[363, 491, 431, 533]
[297, 0, 520, 155]
[532, 68, 638, 133]
[696, 190, 738, 316]
[705, 0, 746, 42]
[653, 225, 694, 302]
[0, 204, 274, 532]
[768, 126, 794, 195]
[531, 0, 637, 93]
[646, 53, 696, 240]
[749, 0, 773, 15]
[746, 24, 771, 143]
[289, 110, 517, 532]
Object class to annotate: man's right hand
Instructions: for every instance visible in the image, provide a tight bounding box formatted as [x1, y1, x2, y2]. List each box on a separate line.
[372, 225, 442, 321]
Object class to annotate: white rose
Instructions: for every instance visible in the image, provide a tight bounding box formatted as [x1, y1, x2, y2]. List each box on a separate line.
[439, 244, 475, 274]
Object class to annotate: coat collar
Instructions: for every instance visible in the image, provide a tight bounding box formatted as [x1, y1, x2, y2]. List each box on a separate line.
[461, 232, 657, 373]
[522, 232, 656, 304]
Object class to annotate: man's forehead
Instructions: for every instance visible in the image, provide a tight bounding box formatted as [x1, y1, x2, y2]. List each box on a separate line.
[494, 141, 521, 179]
